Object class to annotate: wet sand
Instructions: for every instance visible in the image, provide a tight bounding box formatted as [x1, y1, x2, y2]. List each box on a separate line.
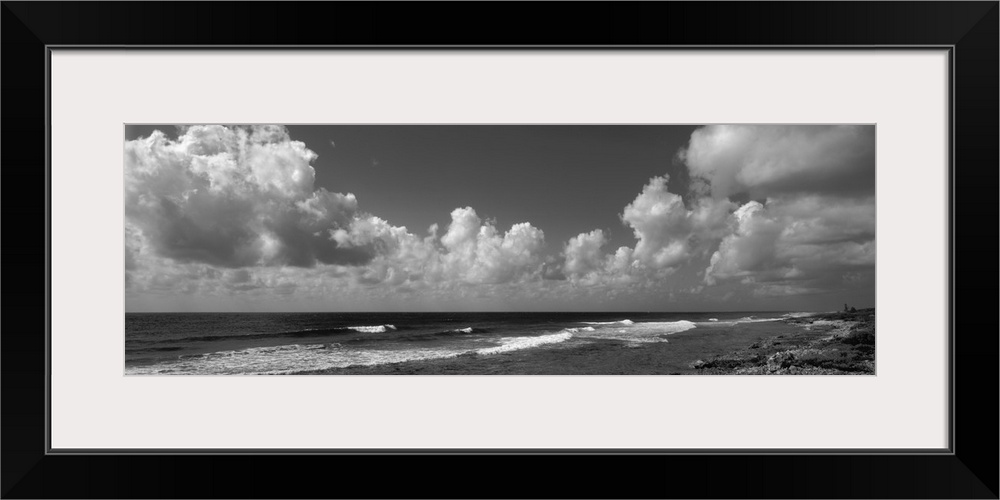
[289, 319, 824, 375]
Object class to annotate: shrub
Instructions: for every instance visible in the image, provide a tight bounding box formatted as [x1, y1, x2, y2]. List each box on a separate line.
[853, 344, 875, 355]
[842, 329, 875, 346]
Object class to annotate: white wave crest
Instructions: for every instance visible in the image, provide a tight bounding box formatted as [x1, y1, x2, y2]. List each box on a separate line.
[454, 327, 474, 333]
[348, 324, 397, 333]
[582, 319, 634, 326]
[475, 331, 573, 355]
[574, 320, 696, 343]
[125, 342, 467, 375]
[735, 317, 781, 324]
[633, 320, 696, 334]
[125, 330, 574, 375]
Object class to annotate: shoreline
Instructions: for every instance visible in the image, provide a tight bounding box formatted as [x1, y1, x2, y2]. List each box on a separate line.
[690, 308, 876, 375]
[285, 312, 874, 375]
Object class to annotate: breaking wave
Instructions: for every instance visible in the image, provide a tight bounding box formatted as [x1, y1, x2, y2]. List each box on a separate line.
[348, 324, 397, 333]
[128, 324, 404, 345]
[125, 330, 573, 375]
[582, 319, 634, 326]
[573, 319, 696, 344]
[735, 317, 782, 323]
[475, 332, 574, 355]
[126, 343, 466, 375]
[391, 327, 489, 342]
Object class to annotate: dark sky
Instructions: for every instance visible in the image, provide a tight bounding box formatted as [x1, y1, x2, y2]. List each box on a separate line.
[124, 124, 876, 312]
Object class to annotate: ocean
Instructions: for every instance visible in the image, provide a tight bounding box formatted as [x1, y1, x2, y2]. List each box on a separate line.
[124, 311, 797, 375]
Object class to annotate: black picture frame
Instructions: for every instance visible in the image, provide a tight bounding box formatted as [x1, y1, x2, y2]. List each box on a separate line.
[2, 2, 996, 498]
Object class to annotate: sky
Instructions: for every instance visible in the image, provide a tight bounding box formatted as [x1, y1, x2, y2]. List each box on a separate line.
[124, 124, 876, 312]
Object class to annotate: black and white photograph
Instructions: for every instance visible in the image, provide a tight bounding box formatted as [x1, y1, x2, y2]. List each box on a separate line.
[124, 124, 876, 375]
[8, 0, 993, 495]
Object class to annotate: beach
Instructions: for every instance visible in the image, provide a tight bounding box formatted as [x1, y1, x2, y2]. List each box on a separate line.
[288, 311, 875, 375]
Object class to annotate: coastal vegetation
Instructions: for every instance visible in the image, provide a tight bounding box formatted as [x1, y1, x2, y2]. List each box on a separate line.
[691, 308, 876, 375]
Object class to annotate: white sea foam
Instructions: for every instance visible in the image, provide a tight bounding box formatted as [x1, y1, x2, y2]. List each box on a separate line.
[734, 317, 781, 324]
[475, 331, 574, 355]
[125, 330, 574, 375]
[348, 324, 397, 333]
[698, 316, 782, 326]
[782, 312, 817, 319]
[582, 319, 634, 326]
[125, 342, 467, 375]
[631, 320, 696, 334]
[574, 320, 696, 343]
[454, 327, 474, 333]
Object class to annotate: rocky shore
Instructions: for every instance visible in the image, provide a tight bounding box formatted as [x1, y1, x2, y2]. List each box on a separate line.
[690, 308, 876, 375]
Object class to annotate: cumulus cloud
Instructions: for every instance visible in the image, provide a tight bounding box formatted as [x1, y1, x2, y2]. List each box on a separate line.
[126, 131, 550, 301]
[437, 207, 546, 284]
[684, 125, 877, 297]
[557, 125, 876, 300]
[703, 201, 781, 285]
[704, 196, 876, 292]
[126, 124, 876, 308]
[621, 175, 733, 270]
[125, 125, 370, 268]
[679, 125, 875, 199]
[128, 207, 549, 300]
[322, 207, 548, 289]
[560, 175, 732, 286]
[563, 229, 608, 277]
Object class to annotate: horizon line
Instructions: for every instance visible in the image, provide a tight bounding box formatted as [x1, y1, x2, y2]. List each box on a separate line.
[123, 308, 875, 314]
